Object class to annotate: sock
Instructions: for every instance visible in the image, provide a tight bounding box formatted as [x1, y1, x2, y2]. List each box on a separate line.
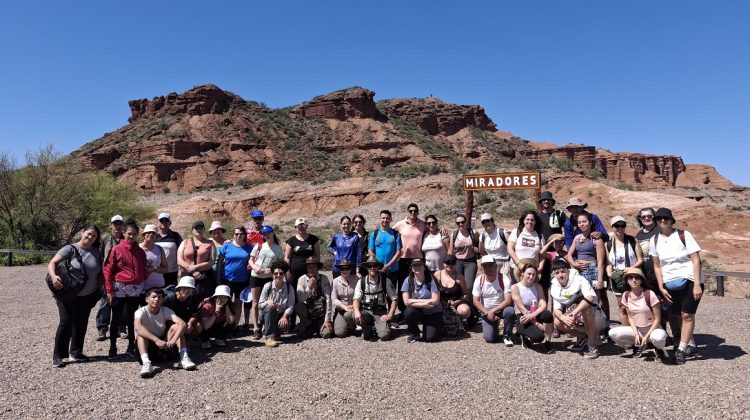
[678, 342, 689, 351]
[179, 348, 187, 358]
[688, 338, 695, 347]
[140, 353, 150, 364]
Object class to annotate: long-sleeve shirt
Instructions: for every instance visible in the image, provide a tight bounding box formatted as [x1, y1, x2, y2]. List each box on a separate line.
[297, 273, 333, 322]
[331, 275, 359, 309]
[564, 213, 610, 249]
[259, 280, 296, 316]
[103, 240, 147, 293]
[327, 231, 362, 268]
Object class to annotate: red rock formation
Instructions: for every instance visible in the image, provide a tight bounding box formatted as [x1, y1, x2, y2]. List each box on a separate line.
[291, 87, 381, 120]
[128, 84, 238, 122]
[676, 164, 734, 189]
[378, 98, 497, 136]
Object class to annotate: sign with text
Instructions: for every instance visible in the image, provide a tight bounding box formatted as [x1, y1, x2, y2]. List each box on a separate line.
[462, 171, 541, 191]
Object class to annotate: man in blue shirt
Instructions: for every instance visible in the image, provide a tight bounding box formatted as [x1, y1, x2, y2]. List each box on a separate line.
[563, 197, 610, 249]
[367, 210, 403, 318]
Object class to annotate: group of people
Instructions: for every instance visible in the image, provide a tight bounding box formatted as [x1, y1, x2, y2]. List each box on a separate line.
[48, 193, 705, 378]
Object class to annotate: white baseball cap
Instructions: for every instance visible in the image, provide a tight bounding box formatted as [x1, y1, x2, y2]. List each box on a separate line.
[142, 224, 157, 234]
[158, 212, 171, 221]
[110, 215, 124, 223]
[480, 255, 495, 265]
[295, 217, 308, 227]
[610, 215, 627, 227]
[480, 213, 493, 222]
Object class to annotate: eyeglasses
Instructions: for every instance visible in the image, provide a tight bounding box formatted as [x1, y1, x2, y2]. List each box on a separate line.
[272, 271, 285, 277]
[613, 223, 626, 229]
[639, 215, 653, 220]
[456, 220, 466, 225]
[252, 217, 264, 221]
[408, 209, 418, 214]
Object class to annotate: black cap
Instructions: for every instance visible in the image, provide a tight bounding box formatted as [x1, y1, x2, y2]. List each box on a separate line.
[192, 220, 205, 230]
[539, 191, 555, 204]
[654, 208, 676, 223]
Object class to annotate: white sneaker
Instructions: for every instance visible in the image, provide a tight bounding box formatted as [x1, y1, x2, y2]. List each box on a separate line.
[180, 355, 196, 371]
[200, 341, 211, 350]
[140, 362, 154, 378]
[214, 339, 226, 347]
[503, 335, 514, 347]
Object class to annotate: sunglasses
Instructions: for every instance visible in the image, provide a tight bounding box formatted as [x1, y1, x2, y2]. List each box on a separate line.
[426, 221, 437, 225]
[639, 215, 653, 220]
[272, 271, 285, 277]
[408, 209, 419, 214]
[481, 219, 492, 225]
[233, 232, 244, 236]
[456, 220, 466, 225]
[613, 223, 626, 228]
[655, 217, 670, 222]
[444, 261, 456, 266]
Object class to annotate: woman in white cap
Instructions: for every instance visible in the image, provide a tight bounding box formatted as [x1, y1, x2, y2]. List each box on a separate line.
[650, 207, 703, 365]
[248, 225, 283, 339]
[284, 217, 321, 291]
[140, 224, 168, 291]
[216, 225, 254, 331]
[177, 221, 216, 301]
[198, 285, 235, 349]
[208, 221, 227, 272]
[605, 215, 643, 326]
[608, 267, 669, 363]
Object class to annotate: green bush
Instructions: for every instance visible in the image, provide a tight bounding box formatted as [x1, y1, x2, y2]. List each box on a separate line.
[585, 168, 605, 180]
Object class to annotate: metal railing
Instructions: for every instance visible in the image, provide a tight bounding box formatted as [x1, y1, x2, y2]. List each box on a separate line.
[703, 270, 750, 297]
[0, 249, 57, 266]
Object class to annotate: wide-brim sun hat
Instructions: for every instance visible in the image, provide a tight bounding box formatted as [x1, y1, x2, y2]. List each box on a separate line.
[209, 220, 225, 233]
[176, 276, 196, 289]
[213, 285, 232, 298]
[566, 197, 588, 210]
[623, 267, 646, 281]
[539, 191, 556, 205]
[335, 259, 354, 269]
[546, 233, 564, 245]
[142, 224, 157, 234]
[610, 215, 626, 227]
[654, 208, 676, 224]
[239, 286, 253, 303]
[363, 255, 384, 269]
[304, 256, 323, 269]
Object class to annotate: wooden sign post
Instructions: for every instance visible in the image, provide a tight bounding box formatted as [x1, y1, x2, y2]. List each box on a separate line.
[462, 171, 542, 225]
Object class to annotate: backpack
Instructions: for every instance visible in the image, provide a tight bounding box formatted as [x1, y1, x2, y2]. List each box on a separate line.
[370, 228, 400, 249]
[441, 305, 464, 338]
[45, 245, 88, 303]
[480, 228, 508, 247]
[653, 229, 686, 247]
[606, 235, 637, 294]
[305, 274, 327, 319]
[623, 289, 660, 314]
[452, 229, 479, 249]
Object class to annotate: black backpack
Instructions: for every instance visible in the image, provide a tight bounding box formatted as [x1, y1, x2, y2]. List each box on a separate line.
[360, 273, 392, 308]
[45, 245, 88, 303]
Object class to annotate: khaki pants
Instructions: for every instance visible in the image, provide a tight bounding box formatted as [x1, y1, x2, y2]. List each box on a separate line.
[360, 307, 392, 341]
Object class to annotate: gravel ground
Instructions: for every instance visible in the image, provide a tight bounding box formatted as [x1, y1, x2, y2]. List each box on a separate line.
[2, 265, 749, 419]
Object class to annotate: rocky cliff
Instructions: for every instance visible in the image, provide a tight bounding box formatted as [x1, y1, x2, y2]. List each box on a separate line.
[71, 84, 734, 193]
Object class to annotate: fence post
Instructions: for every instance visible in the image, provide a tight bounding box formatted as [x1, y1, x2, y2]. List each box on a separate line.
[7, 251, 12, 267]
[716, 276, 725, 297]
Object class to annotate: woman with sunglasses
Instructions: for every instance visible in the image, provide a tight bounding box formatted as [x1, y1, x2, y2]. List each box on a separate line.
[352, 214, 369, 276]
[477, 212, 511, 279]
[650, 208, 703, 364]
[434, 255, 471, 323]
[248, 225, 283, 339]
[448, 213, 479, 316]
[216, 225, 254, 330]
[177, 221, 216, 300]
[421, 214, 449, 276]
[328, 215, 361, 278]
[605, 216, 643, 326]
[635, 208, 660, 291]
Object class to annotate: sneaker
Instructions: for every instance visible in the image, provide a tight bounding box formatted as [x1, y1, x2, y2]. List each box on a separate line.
[655, 349, 670, 364]
[389, 321, 400, 330]
[542, 341, 555, 354]
[200, 341, 211, 350]
[68, 353, 89, 363]
[265, 338, 279, 348]
[355, 325, 363, 331]
[107, 347, 118, 360]
[52, 356, 65, 368]
[180, 355, 196, 371]
[125, 345, 137, 358]
[96, 328, 107, 341]
[675, 349, 686, 365]
[571, 337, 587, 352]
[503, 335, 514, 347]
[214, 339, 226, 347]
[140, 362, 154, 378]
[683, 345, 698, 359]
[406, 334, 417, 343]
[252, 329, 262, 340]
[583, 346, 600, 359]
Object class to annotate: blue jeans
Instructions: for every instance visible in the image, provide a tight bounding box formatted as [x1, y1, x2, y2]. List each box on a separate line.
[455, 258, 478, 307]
[95, 295, 111, 330]
[481, 307, 516, 343]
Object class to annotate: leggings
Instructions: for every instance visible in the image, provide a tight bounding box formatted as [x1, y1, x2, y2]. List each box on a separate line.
[455, 258, 477, 310]
[109, 295, 140, 350]
[54, 291, 99, 359]
[403, 307, 443, 342]
[516, 310, 553, 343]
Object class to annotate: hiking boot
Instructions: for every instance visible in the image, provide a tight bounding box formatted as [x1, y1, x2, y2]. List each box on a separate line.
[214, 339, 226, 347]
[107, 347, 118, 361]
[583, 346, 600, 359]
[140, 362, 154, 378]
[406, 334, 418, 343]
[96, 328, 107, 342]
[503, 335, 514, 347]
[180, 355, 196, 371]
[52, 356, 65, 368]
[200, 341, 211, 350]
[265, 338, 279, 348]
[542, 341, 555, 354]
[655, 349, 671, 364]
[571, 337, 587, 352]
[683, 345, 698, 359]
[675, 349, 686, 365]
[68, 353, 89, 363]
[252, 329, 262, 340]
[125, 345, 137, 358]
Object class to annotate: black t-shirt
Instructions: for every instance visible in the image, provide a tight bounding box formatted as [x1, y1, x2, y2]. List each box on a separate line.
[635, 225, 659, 284]
[163, 292, 198, 322]
[286, 234, 320, 271]
[537, 210, 567, 239]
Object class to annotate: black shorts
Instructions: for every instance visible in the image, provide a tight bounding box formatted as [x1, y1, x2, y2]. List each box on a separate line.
[137, 334, 179, 364]
[223, 280, 249, 300]
[248, 275, 272, 289]
[669, 282, 704, 315]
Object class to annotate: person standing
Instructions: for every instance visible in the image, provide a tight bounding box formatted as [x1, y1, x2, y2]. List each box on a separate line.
[328, 215, 362, 278]
[95, 215, 124, 341]
[393, 203, 428, 287]
[563, 198, 609, 250]
[246, 209, 266, 248]
[367, 210, 403, 319]
[48, 225, 103, 367]
[155, 212, 183, 287]
[352, 214, 369, 276]
[537, 191, 567, 239]
[176, 221, 216, 300]
[635, 207, 660, 292]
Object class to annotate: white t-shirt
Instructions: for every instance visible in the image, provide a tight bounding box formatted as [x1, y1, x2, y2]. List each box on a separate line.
[550, 269, 597, 312]
[508, 229, 544, 267]
[135, 306, 176, 337]
[472, 273, 511, 310]
[649, 230, 703, 283]
[422, 233, 448, 272]
[607, 240, 638, 270]
[481, 228, 510, 261]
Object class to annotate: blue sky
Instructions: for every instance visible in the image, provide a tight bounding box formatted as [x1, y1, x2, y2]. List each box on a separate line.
[1, 1, 748, 186]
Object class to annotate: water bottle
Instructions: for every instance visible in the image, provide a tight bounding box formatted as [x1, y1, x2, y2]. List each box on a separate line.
[529, 299, 538, 313]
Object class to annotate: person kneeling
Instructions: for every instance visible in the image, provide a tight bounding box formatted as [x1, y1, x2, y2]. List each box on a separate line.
[402, 259, 443, 343]
[295, 257, 334, 339]
[473, 256, 516, 345]
[259, 261, 296, 347]
[353, 256, 398, 341]
[608, 267, 669, 363]
[199, 285, 235, 349]
[134, 287, 196, 379]
[511, 264, 554, 353]
[550, 258, 606, 359]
